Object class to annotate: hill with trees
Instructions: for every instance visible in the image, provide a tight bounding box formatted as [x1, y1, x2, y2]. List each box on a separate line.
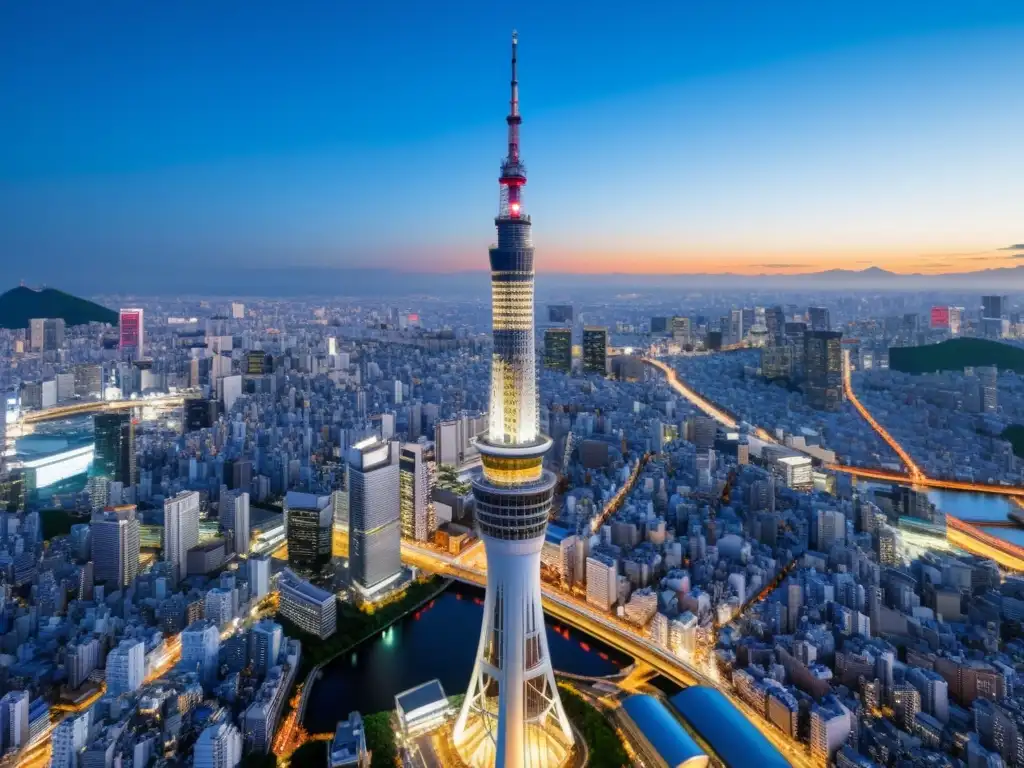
[889, 338, 1024, 375]
[0, 286, 118, 329]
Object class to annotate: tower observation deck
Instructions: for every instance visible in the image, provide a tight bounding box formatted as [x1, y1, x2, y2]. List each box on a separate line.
[452, 31, 575, 768]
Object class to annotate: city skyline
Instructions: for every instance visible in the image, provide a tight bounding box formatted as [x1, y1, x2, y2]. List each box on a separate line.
[2, 2, 1023, 286]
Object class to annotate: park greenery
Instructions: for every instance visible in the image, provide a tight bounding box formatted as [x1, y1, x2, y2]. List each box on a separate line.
[889, 338, 1024, 375]
[363, 712, 398, 768]
[558, 686, 630, 768]
[289, 739, 327, 767]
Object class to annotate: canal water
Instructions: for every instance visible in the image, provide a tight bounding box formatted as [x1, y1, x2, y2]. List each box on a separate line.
[926, 490, 1024, 546]
[302, 582, 631, 733]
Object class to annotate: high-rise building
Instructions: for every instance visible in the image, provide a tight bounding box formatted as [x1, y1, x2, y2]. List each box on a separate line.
[91, 505, 140, 588]
[453, 34, 574, 767]
[285, 492, 332, 577]
[186, 398, 220, 431]
[51, 711, 91, 768]
[815, 508, 846, 550]
[347, 439, 401, 596]
[582, 327, 608, 375]
[977, 365, 998, 413]
[194, 721, 243, 768]
[165, 490, 200, 578]
[728, 309, 743, 344]
[981, 295, 1008, 339]
[66, 638, 100, 690]
[221, 489, 251, 555]
[0, 691, 28, 752]
[808, 306, 831, 332]
[434, 413, 487, 468]
[804, 330, 843, 411]
[106, 638, 145, 695]
[278, 568, 337, 639]
[650, 316, 670, 334]
[671, 315, 691, 344]
[547, 304, 573, 324]
[787, 580, 803, 632]
[281, 492, 331, 577]
[764, 306, 785, 343]
[586, 554, 618, 612]
[93, 412, 135, 485]
[182, 620, 221, 685]
[246, 351, 271, 375]
[399, 444, 434, 542]
[543, 328, 572, 373]
[224, 458, 254, 492]
[930, 306, 951, 330]
[119, 308, 145, 357]
[28, 318, 65, 351]
[249, 619, 284, 678]
[73, 364, 103, 398]
[248, 555, 271, 598]
[982, 295, 1007, 321]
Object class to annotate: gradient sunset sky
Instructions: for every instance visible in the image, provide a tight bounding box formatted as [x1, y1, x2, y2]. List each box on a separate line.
[1, 1, 1022, 279]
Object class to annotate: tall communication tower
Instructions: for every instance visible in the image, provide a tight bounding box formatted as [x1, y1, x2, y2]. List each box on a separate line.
[452, 31, 574, 768]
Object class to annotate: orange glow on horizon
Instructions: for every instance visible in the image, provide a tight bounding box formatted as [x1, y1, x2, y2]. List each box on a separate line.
[410, 244, 1020, 276]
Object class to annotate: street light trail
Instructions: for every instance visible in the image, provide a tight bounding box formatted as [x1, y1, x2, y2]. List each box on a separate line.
[841, 350, 923, 480]
[645, 356, 1024, 569]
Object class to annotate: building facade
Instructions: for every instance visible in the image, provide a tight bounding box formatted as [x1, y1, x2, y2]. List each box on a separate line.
[347, 439, 401, 595]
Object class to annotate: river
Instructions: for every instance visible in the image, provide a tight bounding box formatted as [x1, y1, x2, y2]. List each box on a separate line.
[302, 582, 631, 733]
[926, 489, 1024, 546]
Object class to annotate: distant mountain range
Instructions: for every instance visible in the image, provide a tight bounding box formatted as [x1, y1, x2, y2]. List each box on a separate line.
[0, 286, 118, 329]
[4, 264, 1024, 297]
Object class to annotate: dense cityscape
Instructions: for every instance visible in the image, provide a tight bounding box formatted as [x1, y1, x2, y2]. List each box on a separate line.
[3, 5, 1024, 768]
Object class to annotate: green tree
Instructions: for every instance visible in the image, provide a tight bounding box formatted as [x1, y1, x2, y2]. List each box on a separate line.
[559, 687, 629, 768]
[290, 740, 328, 768]
[363, 712, 398, 768]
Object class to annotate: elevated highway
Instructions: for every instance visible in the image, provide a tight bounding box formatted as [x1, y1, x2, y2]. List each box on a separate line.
[19, 392, 195, 425]
[643, 355, 1024, 569]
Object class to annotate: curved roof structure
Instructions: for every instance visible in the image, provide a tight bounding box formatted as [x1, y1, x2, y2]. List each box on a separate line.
[670, 686, 790, 768]
[621, 695, 708, 768]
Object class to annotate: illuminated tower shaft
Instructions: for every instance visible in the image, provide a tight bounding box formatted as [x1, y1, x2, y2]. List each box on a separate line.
[454, 32, 574, 768]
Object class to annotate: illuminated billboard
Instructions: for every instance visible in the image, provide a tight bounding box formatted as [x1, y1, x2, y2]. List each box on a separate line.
[931, 306, 950, 329]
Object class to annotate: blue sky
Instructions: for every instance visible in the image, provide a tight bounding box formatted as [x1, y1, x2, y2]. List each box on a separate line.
[1, 1, 1022, 282]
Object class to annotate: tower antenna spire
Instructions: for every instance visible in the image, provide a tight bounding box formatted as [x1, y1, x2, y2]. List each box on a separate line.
[501, 29, 525, 217]
[510, 29, 519, 121]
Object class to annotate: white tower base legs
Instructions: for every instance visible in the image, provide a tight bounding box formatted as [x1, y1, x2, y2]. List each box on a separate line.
[453, 536, 573, 768]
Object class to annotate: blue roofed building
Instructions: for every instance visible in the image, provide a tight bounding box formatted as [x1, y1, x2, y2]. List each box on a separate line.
[670, 686, 791, 768]
[621, 694, 709, 768]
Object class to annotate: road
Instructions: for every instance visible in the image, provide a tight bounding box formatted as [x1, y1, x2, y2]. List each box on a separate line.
[841, 350, 923, 480]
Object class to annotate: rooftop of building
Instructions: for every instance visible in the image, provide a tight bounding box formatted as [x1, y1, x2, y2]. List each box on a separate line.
[278, 569, 335, 604]
[622, 694, 707, 768]
[670, 686, 790, 768]
[395, 678, 447, 719]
